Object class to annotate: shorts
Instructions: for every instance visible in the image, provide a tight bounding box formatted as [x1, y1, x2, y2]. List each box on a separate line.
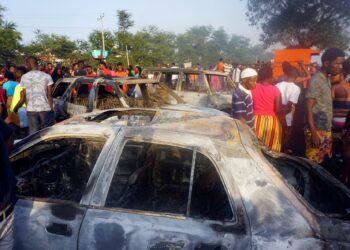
[305, 129, 332, 164]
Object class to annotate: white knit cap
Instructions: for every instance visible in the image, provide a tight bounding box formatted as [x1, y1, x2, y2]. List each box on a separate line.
[240, 68, 258, 79]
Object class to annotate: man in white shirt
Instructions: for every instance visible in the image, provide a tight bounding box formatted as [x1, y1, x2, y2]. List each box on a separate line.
[20, 57, 55, 134]
[276, 66, 301, 151]
[232, 65, 241, 84]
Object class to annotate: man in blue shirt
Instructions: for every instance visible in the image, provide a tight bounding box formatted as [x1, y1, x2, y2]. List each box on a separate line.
[2, 71, 19, 112]
[0, 118, 16, 249]
[231, 68, 257, 129]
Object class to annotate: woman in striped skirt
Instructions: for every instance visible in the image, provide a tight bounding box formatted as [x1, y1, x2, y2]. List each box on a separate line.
[252, 65, 283, 151]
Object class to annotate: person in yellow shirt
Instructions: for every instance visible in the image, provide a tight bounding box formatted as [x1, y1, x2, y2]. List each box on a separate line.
[10, 67, 29, 136]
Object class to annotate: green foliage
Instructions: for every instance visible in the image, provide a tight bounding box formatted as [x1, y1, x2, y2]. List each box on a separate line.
[0, 5, 22, 64]
[88, 30, 116, 51]
[0, 25, 22, 64]
[26, 31, 77, 59]
[245, 0, 350, 49]
[175, 25, 271, 65]
[130, 26, 176, 66]
[117, 10, 134, 33]
[176, 26, 214, 65]
[0, 3, 272, 67]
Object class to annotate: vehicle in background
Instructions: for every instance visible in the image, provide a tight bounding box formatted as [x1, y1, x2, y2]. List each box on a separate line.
[52, 76, 184, 121]
[143, 68, 235, 113]
[11, 107, 350, 249]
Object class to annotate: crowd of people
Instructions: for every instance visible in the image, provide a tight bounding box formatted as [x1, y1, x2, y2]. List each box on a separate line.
[231, 48, 350, 186]
[0, 58, 142, 138]
[1, 49, 350, 248]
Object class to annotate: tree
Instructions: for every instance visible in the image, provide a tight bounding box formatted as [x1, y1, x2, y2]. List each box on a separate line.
[26, 31, 77, 60]
[174, 26, 272, 65]
[0, 25, 22, 64]
[0, 4, 22, 64]
[245, 0, 350, 49]
[117, 10, 134, 33]
[175, 26, 214, 65]
[115, 10, 134, 63]
[88, 30, 116, 51]
[131, 26, 176, 66]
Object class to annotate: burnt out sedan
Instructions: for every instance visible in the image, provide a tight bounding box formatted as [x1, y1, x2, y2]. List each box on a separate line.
[53, 77, 184, 120]
[143, 68, 235, 113]
[10, 108, 350, 249]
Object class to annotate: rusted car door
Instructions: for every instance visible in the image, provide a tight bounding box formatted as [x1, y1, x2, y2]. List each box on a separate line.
[11, 135, 108, 250]
[178, 72, 210, 107]
[78, 138, 250, 249]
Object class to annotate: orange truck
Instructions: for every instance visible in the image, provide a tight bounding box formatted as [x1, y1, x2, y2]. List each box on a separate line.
[273, 48, 320, 79]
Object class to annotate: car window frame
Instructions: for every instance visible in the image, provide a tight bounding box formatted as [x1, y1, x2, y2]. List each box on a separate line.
[92, 80, 126, 110]
[179, 72, 211, 95]
[99, 138, 237, 223]
[10, 133, 111, 206]
[206, 73, 234, 93]
[52, 79, 71, 99]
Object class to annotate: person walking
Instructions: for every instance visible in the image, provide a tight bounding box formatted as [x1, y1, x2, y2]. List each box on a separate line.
[20, 56, 55, 134]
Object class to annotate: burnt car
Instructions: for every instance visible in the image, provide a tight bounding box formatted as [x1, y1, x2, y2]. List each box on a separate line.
[10, 107, 350, 249]
[143, 67, 235, 113]
[53, 76, 184, 120]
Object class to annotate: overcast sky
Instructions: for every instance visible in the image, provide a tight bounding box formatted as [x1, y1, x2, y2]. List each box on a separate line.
[2, 0, 261, 45]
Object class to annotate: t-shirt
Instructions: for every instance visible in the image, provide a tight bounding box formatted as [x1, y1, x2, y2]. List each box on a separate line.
[276, 81, 301, 126]
[232, 84, 254, 129]
[115, 70, 128, 77]
[115, 71, 129, 92]
[252, 83, 281, 116]
[232, 68, 241, 83]
[217, 62, 224, 72]
[20, 70, 54, 112]
[305, 72, 333, 131]
[100, 69, 114, 77]
[10, 85, 26, 112]
[2, 80, 19, 97]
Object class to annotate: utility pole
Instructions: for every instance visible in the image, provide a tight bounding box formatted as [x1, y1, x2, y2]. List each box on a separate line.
[125, 45, 130, 66]
[97, 13, 105, 53]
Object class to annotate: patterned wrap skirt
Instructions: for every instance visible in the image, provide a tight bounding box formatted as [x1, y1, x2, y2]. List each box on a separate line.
[254, 115, 282, 152]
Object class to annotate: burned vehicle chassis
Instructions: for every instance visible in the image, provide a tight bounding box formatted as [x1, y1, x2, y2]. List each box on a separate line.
[9, 109, 350, 249]
[53, 77, 184, 120]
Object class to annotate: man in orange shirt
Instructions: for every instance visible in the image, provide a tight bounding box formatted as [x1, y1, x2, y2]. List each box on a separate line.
[217, 58, 225, 72]
[115, 62, 129, 93]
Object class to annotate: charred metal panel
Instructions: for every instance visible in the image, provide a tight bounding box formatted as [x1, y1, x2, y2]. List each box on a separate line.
[14, 199, 86, 250]
[78, 209, 249, 250]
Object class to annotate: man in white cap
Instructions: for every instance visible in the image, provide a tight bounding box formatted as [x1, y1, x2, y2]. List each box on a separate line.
[231, 68, 258, 129]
